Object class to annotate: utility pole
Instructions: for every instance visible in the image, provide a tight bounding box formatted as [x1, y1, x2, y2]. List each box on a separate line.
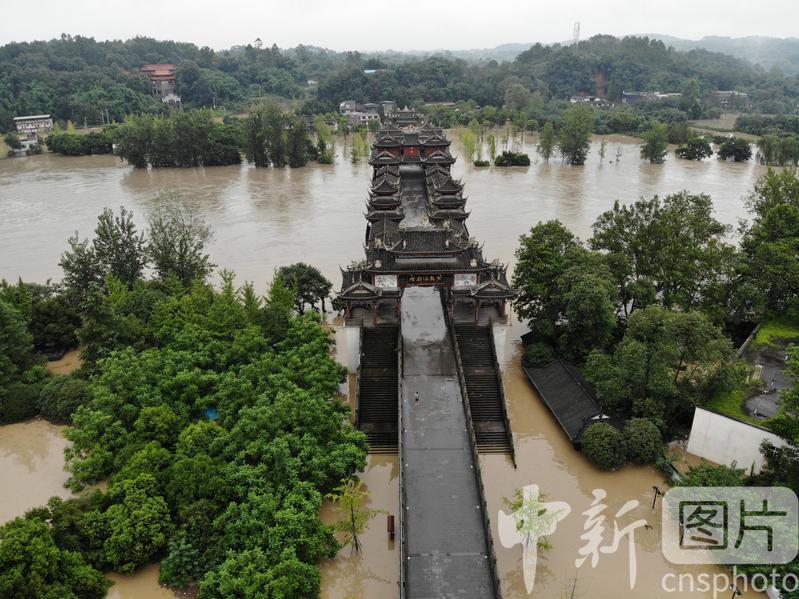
[573, 22, 581, 47]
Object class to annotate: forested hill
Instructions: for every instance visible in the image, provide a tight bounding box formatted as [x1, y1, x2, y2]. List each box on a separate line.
[1, 33, 797, 129]
[642, 34, 799, 76]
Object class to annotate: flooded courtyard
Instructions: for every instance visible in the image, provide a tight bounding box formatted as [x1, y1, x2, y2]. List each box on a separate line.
[0, 134, 772, 597]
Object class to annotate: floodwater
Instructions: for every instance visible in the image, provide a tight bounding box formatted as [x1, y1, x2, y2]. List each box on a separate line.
[484, 326, 765, 598]
[0, 133, 773, 597]
[0, 419, 72, 522]
[46, 348, 82, 375]
[0, 133, 769, 289]
[319, 454, 400, 599]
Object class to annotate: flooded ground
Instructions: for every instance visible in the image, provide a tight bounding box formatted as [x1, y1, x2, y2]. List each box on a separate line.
[0, 134, 768, 289]
[46, 348, 82, 375]
[319, 454, 400, 599]
[0, 133, 773, 597]
[485, 320, 764, 598]
[0, 419, 72, 522]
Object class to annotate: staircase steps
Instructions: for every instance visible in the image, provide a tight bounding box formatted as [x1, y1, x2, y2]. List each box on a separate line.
[454, 324, 512, 454]
[358, 326, 399, 452]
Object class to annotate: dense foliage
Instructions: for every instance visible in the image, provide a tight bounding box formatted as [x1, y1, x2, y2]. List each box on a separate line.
[622, 418, 662, 464]
[675, 138, 713, 160]
[114, 110, 242, 168]
[581, 423, 626, 470]
[243, 104, 316, 168]
[47, 131, 113, 156]
[1, 34, 797, 133]
[0, 202, 366, 597]
[511, 173, 799, 438]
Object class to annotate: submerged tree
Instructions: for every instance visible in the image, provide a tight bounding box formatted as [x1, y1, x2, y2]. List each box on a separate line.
[327, 479, 384, 555]
[640, 123, 669, 164]
[558, 104, 593, 165]
[537, 122, 556, 163]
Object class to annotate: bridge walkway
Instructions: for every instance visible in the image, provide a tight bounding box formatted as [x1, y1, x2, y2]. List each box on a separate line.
[399, 286, 496, 598]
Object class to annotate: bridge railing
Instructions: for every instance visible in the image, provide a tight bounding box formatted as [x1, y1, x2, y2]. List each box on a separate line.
[355, 325, 364, 428]
[397, 328, 408, 598]
[440, 288, 502, 599]
[486, 323, 517, 468]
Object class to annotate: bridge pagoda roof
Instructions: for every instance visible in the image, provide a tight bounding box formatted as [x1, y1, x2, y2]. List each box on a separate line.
[371, 176, 399, 195]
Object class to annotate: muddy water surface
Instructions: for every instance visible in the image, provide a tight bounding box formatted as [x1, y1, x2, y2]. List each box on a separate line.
[0, 133, 773, 597]
[486, 320, 763, 598]
[0, 135, 768, 289]
[0, 419, 72, 522]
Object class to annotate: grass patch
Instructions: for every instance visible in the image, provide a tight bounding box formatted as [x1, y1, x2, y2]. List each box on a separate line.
[705, 384, 771, 428]
[754, 318, 799, 349]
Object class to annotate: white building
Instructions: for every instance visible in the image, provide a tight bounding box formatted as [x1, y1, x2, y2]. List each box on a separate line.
[13, 114, 53, 148]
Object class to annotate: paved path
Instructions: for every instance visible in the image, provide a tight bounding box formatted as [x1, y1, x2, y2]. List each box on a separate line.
[400, 287, 495, 598]
[399, 166, 428, 227]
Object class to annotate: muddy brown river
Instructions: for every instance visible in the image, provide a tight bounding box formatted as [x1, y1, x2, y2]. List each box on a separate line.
[0, 134, 770, 597]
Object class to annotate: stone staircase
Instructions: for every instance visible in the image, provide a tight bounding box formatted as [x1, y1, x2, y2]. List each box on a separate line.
[454, 324, 512, 454]
[357, 326, 399, 453]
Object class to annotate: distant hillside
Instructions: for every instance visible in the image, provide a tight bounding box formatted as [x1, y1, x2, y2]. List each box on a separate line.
[642, 35, 799, 75]
[391, 36, 799, 75]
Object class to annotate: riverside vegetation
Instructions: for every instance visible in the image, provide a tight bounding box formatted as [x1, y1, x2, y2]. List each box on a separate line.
[0, 199, 364, 597]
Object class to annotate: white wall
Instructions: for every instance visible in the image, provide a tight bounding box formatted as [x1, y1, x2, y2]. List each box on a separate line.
[686, 408, 786, 474]
[334, 325, 361, 373]
[491, 322, 509, 366]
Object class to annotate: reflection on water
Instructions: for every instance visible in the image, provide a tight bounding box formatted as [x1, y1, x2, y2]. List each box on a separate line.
[0, 135, 767, 290]
[0, 419, 72, 523]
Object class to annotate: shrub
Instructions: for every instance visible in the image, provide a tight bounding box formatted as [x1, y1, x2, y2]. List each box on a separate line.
[494, 151, 530, 166]
[522, 342, 555, 368]
[622, 418, 662, 464]
[0, 381, 41, 423]
[473, 159, 490, 167]
[38, 375, 91, 423]
[581, 422, 626, 470]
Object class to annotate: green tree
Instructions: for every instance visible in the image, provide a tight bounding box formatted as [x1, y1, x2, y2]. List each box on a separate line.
[718, 137, 752, 162]
[327, 479, 384, 555]
[584, 305, 738, 427]
[640, 123, 669, 164]
[739, 169, 799, 316]
[581, 423, 626, 470]
[0, 299, 36, 387]
[487, 134, 497, 162]
[537, 122, 556, 163]
[159, 535, 200, 589]
[4, 131, 22, 150]
[680, 77, 703, 119]
[93, 207, 148, 286]
[102, 475, 172, 574]
[675, 138, 713, 160]
[0, 517, 110, 598]
[590, 192, 732, 316]
[59, 234, 104, 301]
[147, 197, 215, 285]
[276, 263, 333, 313]
[558, 104, 593, 165]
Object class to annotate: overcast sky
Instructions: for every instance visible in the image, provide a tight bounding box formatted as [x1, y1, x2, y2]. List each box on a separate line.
[3, 0, 797, 51]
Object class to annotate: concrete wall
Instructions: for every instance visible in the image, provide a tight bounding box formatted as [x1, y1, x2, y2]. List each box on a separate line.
[334, 325, 361, 373]
[686, 407, 786, 474]
[491, 323, 509, 367]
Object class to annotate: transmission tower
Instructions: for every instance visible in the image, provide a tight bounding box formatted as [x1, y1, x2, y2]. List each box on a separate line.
[573, 22, 581, 46]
